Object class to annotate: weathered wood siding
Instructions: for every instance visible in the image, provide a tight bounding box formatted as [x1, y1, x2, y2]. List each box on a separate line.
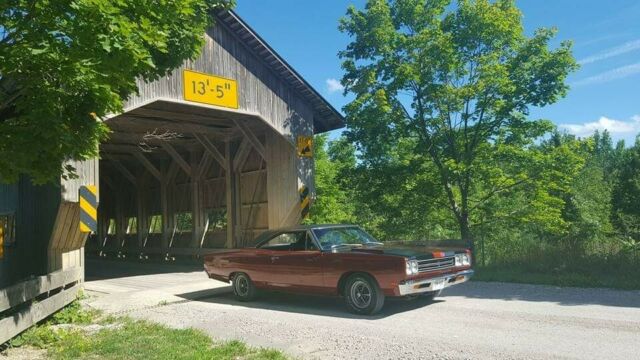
[60, 159, 99, 202]
[123, 21, 315, 141]
[0, 178, 60, 288]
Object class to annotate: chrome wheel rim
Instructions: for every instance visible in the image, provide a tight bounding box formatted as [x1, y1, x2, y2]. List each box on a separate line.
[350, 280, 372, 309]
[236, 276, 249, 296]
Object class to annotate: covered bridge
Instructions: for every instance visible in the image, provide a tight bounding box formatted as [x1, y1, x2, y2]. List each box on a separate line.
[0, 10, 343, 344]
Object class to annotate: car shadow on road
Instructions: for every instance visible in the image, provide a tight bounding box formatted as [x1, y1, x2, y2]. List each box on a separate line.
[176, 287, 444, 319]
[445, 281, 640, 308]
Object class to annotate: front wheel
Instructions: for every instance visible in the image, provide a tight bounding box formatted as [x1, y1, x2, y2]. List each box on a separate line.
[232, 273, 256, 302]
[344, 274, 385, 315]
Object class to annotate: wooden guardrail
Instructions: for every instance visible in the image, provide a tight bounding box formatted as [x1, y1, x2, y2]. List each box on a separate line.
[0, 267, 82, 344]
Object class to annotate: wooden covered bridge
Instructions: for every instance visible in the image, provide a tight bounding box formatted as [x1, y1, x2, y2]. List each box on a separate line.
[0, 10, 343, 344]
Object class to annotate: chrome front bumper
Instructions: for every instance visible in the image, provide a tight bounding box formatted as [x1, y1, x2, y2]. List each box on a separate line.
[397, 269, 474, 296]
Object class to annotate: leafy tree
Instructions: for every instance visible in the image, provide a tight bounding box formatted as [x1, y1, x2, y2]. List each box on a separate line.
[310, 134, 357, 224]
[339, 0, 578, 246]
[0, 0, 233, 183]
[612, 136, 640, 243]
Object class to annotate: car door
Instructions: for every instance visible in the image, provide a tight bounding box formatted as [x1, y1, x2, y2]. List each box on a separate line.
[268, 231, 325, 292]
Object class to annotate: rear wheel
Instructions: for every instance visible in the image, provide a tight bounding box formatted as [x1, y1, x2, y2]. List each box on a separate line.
[232, 273, 256, 302]
[344, 274, 385, 315]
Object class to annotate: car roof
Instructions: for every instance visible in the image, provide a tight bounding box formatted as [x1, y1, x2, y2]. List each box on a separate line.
[252, 224, 361, 246]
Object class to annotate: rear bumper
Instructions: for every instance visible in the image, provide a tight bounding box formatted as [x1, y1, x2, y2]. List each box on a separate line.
[397, 269, 474, 296]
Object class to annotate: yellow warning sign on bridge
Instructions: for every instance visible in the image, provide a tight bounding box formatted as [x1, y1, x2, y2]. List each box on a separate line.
[183, 70, 238, 109]
[79, 185, 98, 233]
[297, 136, 313, 158]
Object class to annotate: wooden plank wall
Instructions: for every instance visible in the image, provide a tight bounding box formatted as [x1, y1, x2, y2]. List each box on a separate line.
[266, 132, 300, 230]
[60, 158, 99, 202]
[122, 19, 315, 141]
[0, 178, 60, 289]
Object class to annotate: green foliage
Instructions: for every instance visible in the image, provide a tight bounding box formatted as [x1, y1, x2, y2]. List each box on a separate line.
[0, 0, 234, 183]
[612, 136, 640, 243]
[339, 0, 578, 243]
[50, 300, 97, 325]
[310, 134, 358, 224]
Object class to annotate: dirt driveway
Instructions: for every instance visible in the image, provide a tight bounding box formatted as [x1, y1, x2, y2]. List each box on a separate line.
[84, 259, 640, 359]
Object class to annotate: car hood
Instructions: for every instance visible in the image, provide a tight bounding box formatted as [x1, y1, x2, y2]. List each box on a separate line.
[350, 247, 464, 260]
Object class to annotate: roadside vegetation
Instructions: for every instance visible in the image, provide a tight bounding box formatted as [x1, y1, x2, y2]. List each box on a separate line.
[6, 300, 287, 360]
[311, 0, 640, 290]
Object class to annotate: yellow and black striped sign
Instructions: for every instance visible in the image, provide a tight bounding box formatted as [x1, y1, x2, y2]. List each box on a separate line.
[79, 185, 98, 233]
[299, 185, 310, 220]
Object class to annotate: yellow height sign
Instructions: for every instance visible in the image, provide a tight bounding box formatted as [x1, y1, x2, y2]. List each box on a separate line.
[183, 69, 238, 109]
[79, 185, 98, 233]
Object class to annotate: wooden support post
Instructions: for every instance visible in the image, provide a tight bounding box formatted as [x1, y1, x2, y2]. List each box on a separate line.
[225, 142, 236, 249]
[136, 176, 148, 249]
[115, 186, 125, 251]
[160, 162, 178, 251]
[191, 150, 203, 249]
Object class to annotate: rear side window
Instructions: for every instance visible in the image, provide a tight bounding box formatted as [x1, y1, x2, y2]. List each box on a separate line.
[259, 231, 317, 251]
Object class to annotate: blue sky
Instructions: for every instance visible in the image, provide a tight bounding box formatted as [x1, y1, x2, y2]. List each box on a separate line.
[235, 0, 640, 144]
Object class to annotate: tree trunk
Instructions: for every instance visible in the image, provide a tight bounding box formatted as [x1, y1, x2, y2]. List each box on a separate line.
[459, 212, 474, 253]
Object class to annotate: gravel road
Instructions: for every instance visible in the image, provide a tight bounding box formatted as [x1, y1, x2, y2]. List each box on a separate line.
[84, 260, 640, 360]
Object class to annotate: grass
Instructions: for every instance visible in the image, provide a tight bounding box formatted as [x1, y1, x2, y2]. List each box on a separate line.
[8, 300, 287, 360]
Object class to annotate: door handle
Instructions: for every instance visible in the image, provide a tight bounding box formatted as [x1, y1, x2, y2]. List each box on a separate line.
[270, 256, 279, 261]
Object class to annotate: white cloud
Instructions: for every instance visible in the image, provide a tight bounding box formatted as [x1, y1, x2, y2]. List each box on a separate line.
[572, 62, 640, 86]
[559, 115, 640, 137]
[325, 78, 344, 94]
[578, 39, 640, 65]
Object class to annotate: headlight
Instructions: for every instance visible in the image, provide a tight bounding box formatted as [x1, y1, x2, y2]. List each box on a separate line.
[406, 260, 419, 275]
[455, 253, 471, 267]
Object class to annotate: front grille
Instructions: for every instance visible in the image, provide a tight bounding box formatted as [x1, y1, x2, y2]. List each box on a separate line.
[417, 256, 455, 273]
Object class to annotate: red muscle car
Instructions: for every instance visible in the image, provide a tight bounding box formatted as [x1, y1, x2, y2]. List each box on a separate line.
[203, 224, 473, 315]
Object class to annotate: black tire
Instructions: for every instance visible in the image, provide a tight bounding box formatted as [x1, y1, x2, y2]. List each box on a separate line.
[421, 290, 442, 302]
[344, 274, 385, 315]
[232, 273, 256, 302]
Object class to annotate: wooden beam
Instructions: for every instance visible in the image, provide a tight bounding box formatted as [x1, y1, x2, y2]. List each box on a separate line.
[101, 176, 116, 191]
[129, 108, 235, 128]
[193, 133, 227, 170]
[197, 153, 212, 179]
[225, 142, 235, 249]
[108, 117, 233, 137]
[103, 156, 136, 184]
[132, 151, 162, 181]
[233, 138, 251, 172]
[163, 161, 180, 186]
[160, 142, 191, 177]
[233, 119, 266, 160]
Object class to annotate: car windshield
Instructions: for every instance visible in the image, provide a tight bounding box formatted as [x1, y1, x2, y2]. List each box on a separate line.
[312, 227, 380, 251]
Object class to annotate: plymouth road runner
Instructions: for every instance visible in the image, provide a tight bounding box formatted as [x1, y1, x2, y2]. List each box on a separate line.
[203, 224, 473, 314]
